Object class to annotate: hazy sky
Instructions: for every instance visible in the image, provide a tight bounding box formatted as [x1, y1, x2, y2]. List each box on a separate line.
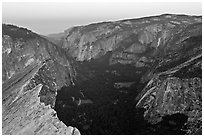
[2, 2, 202, 35]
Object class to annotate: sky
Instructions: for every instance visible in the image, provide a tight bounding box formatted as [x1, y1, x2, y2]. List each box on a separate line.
[2, 2, 202, 35]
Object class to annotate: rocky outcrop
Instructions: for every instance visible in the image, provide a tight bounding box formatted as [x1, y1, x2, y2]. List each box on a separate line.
[2, 82, 80, 135]
[2, 24, 79, 135]
[135, 52, 202, 134]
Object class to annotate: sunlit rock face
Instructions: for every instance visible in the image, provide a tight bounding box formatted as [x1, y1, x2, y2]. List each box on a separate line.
[2, 83, 80, 135]
[2, 24, 79, 135]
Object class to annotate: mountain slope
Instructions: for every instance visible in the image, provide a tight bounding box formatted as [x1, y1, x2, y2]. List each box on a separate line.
[2, 24, 80, 135]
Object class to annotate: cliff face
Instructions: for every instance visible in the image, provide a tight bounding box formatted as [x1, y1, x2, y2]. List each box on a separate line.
[2, 24, 78, 107]
[62, 14, 201, 65]
[136, 57, 202, 134]
[2, 24, 79, 135]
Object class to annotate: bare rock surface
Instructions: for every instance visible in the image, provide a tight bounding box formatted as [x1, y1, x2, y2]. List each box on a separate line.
[61, 14, 201, 66]
[135, 53, 202, 134]
[2, 61, 80, 135]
